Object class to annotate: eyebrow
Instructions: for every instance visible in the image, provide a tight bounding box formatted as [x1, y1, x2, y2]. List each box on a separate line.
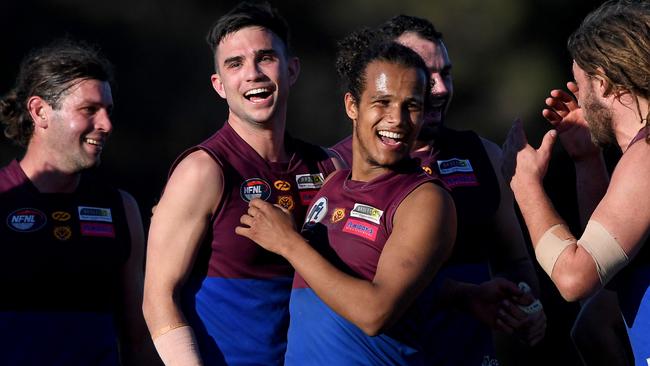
[222, 49, 279, 66]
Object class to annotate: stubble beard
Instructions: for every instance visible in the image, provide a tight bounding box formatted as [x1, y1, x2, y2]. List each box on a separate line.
[584, 96, 616, 148]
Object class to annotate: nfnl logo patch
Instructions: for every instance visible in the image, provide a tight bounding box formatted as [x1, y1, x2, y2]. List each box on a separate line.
[6, 208, 47, 232]
[350, 203, 383, 225]
[240, 178, 272, 202]
[305, 197, 328, 224]
[437, 158, 474, 174]
[78, 206, 112, 222]
[343, 218, 378, 241]
[295, 173, 325, 190]
[80, 222, 115, 238]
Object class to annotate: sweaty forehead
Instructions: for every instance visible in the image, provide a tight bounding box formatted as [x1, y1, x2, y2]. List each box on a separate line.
[364, 61, 426, 95]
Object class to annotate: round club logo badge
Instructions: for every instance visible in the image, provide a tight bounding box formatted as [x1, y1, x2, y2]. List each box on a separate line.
[330, 208, 346, 223]
[6, 208, 47, 232]
[240, 178, 272, 202]
[53, 226, 72, 241]
[277, 195, 295, 211]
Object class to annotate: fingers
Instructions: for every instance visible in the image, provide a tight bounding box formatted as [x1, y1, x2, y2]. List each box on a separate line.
[537, 129, 557, 159]
[542, 108, 562, 124]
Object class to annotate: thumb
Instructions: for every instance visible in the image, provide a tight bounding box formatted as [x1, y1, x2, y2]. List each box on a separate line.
[538, 129, 557, 158]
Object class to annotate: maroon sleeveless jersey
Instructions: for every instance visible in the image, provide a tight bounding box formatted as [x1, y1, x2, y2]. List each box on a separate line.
[169, 121, 336, 365]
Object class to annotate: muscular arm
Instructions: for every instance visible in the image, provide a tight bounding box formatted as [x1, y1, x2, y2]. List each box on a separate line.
[505, 121, 650, 302]
[237, 182, 456, 336]
[116, 190, 161, 365]
[142, 150, 223, 360]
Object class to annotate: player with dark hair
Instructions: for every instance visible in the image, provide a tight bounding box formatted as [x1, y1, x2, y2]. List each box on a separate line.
[0, 39, 157, 365]
[143, 2, 337, 365]
[237, 30, 456, 365]
[332, 15, 545, 365]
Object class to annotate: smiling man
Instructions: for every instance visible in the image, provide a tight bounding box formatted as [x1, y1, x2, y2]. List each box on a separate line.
[0, 39, 156, 365]
[142, 2, 337, 365]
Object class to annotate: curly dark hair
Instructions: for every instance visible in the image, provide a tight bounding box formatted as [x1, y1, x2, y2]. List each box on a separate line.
[0, 38, 114, 147]
[335, 28, 431, 104]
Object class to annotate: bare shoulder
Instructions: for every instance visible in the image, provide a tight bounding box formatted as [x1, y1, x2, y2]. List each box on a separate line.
[398, 181, 455, 219]
[158, 149, 224, 216]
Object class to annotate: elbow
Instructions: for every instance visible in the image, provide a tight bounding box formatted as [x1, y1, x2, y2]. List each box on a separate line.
[554, 271, 597, 302]
[355, 306, 394, 337]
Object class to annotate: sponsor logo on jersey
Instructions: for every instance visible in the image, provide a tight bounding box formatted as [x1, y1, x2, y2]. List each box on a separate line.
[299, 190, 318, 205]
[6, 208, 47, 232]
[305, 197, 328, 225]
[80, 222, 115, 238]
[51, 211, 71, 222]
[441, 173, 479, 188]
[421, 166, 433, 175]
[240, 178, 272, 202]
[53, 226, 72, 241]
[342, 218, 378, 241]
[437, 158, 474, 174]
[274, 180, 291, 191]
[330, 208, 346, 223]
[277, 195, 295, 211]
[350, 203, 383, 225]
[295, 173, 325, 190]
[78, 206, 113, 222]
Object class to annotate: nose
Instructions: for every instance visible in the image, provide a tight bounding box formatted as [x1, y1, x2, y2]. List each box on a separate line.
[243, 60, 265, 81]
[431, 74, 448, 96]
[96, 109, 113, 135]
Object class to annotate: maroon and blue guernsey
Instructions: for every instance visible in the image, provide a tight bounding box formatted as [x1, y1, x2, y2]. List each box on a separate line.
[331, 128, 502, 365]
[285, 161, 442, 365]
[0, 160, 130, 366]
[172, 122, 336, 365]
[611, 127, 650, 365]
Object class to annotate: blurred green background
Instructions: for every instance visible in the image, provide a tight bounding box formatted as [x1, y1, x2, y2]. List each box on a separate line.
[1, 0, 599, 210]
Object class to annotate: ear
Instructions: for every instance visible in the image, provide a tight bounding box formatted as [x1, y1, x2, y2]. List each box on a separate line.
[211, 73, 227, 99]
[27, 96, 49, 128]
[287, 56, 300, 86]
[593, 67, 611, 98]
[344, 92, 358, 121]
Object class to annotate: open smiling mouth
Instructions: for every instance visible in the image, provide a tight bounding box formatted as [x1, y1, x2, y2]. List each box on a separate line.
[377, 130, 405, 146]
[244, 87, 273, 102]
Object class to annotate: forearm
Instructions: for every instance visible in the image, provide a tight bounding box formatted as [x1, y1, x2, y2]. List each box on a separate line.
[282, 234, 404, 336]
[512, 180, 566, 246]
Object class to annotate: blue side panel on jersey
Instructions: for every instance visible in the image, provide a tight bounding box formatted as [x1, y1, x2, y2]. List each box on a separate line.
[0, 311, 119, 366]
[285, 288, 424, 366]
[619, 265, 650, 366]
[183, 276, 293, 366]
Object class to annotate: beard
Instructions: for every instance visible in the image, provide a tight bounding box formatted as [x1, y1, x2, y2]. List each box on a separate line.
[583, 88, 616, 147]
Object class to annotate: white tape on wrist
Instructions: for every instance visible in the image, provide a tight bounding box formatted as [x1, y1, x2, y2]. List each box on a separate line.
[517, 282, 543, 314]
[153, 325, 203, 366]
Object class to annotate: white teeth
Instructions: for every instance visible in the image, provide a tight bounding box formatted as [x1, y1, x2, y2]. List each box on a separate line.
[84, 138, 102, 146]
[378, 131, 403, 139]
[245, 88, 270, 97]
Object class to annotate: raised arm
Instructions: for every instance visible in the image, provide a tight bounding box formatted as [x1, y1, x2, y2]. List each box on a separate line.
[236, 182, 456, 336]
[543, 82, 609, 227]
[502, 120, 650, 302]
[143, 150, 223, 365]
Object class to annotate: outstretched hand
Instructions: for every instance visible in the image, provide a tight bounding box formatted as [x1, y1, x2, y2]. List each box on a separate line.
[235, 198, 301, 256]
[542, 82, 600, 161]
[501, 119, 557, 194]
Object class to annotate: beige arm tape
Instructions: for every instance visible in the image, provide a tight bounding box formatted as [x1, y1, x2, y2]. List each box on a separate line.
[153, 325, 203, 366]
[535, 224, 575, 277]
[577, 220, 629, 285]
